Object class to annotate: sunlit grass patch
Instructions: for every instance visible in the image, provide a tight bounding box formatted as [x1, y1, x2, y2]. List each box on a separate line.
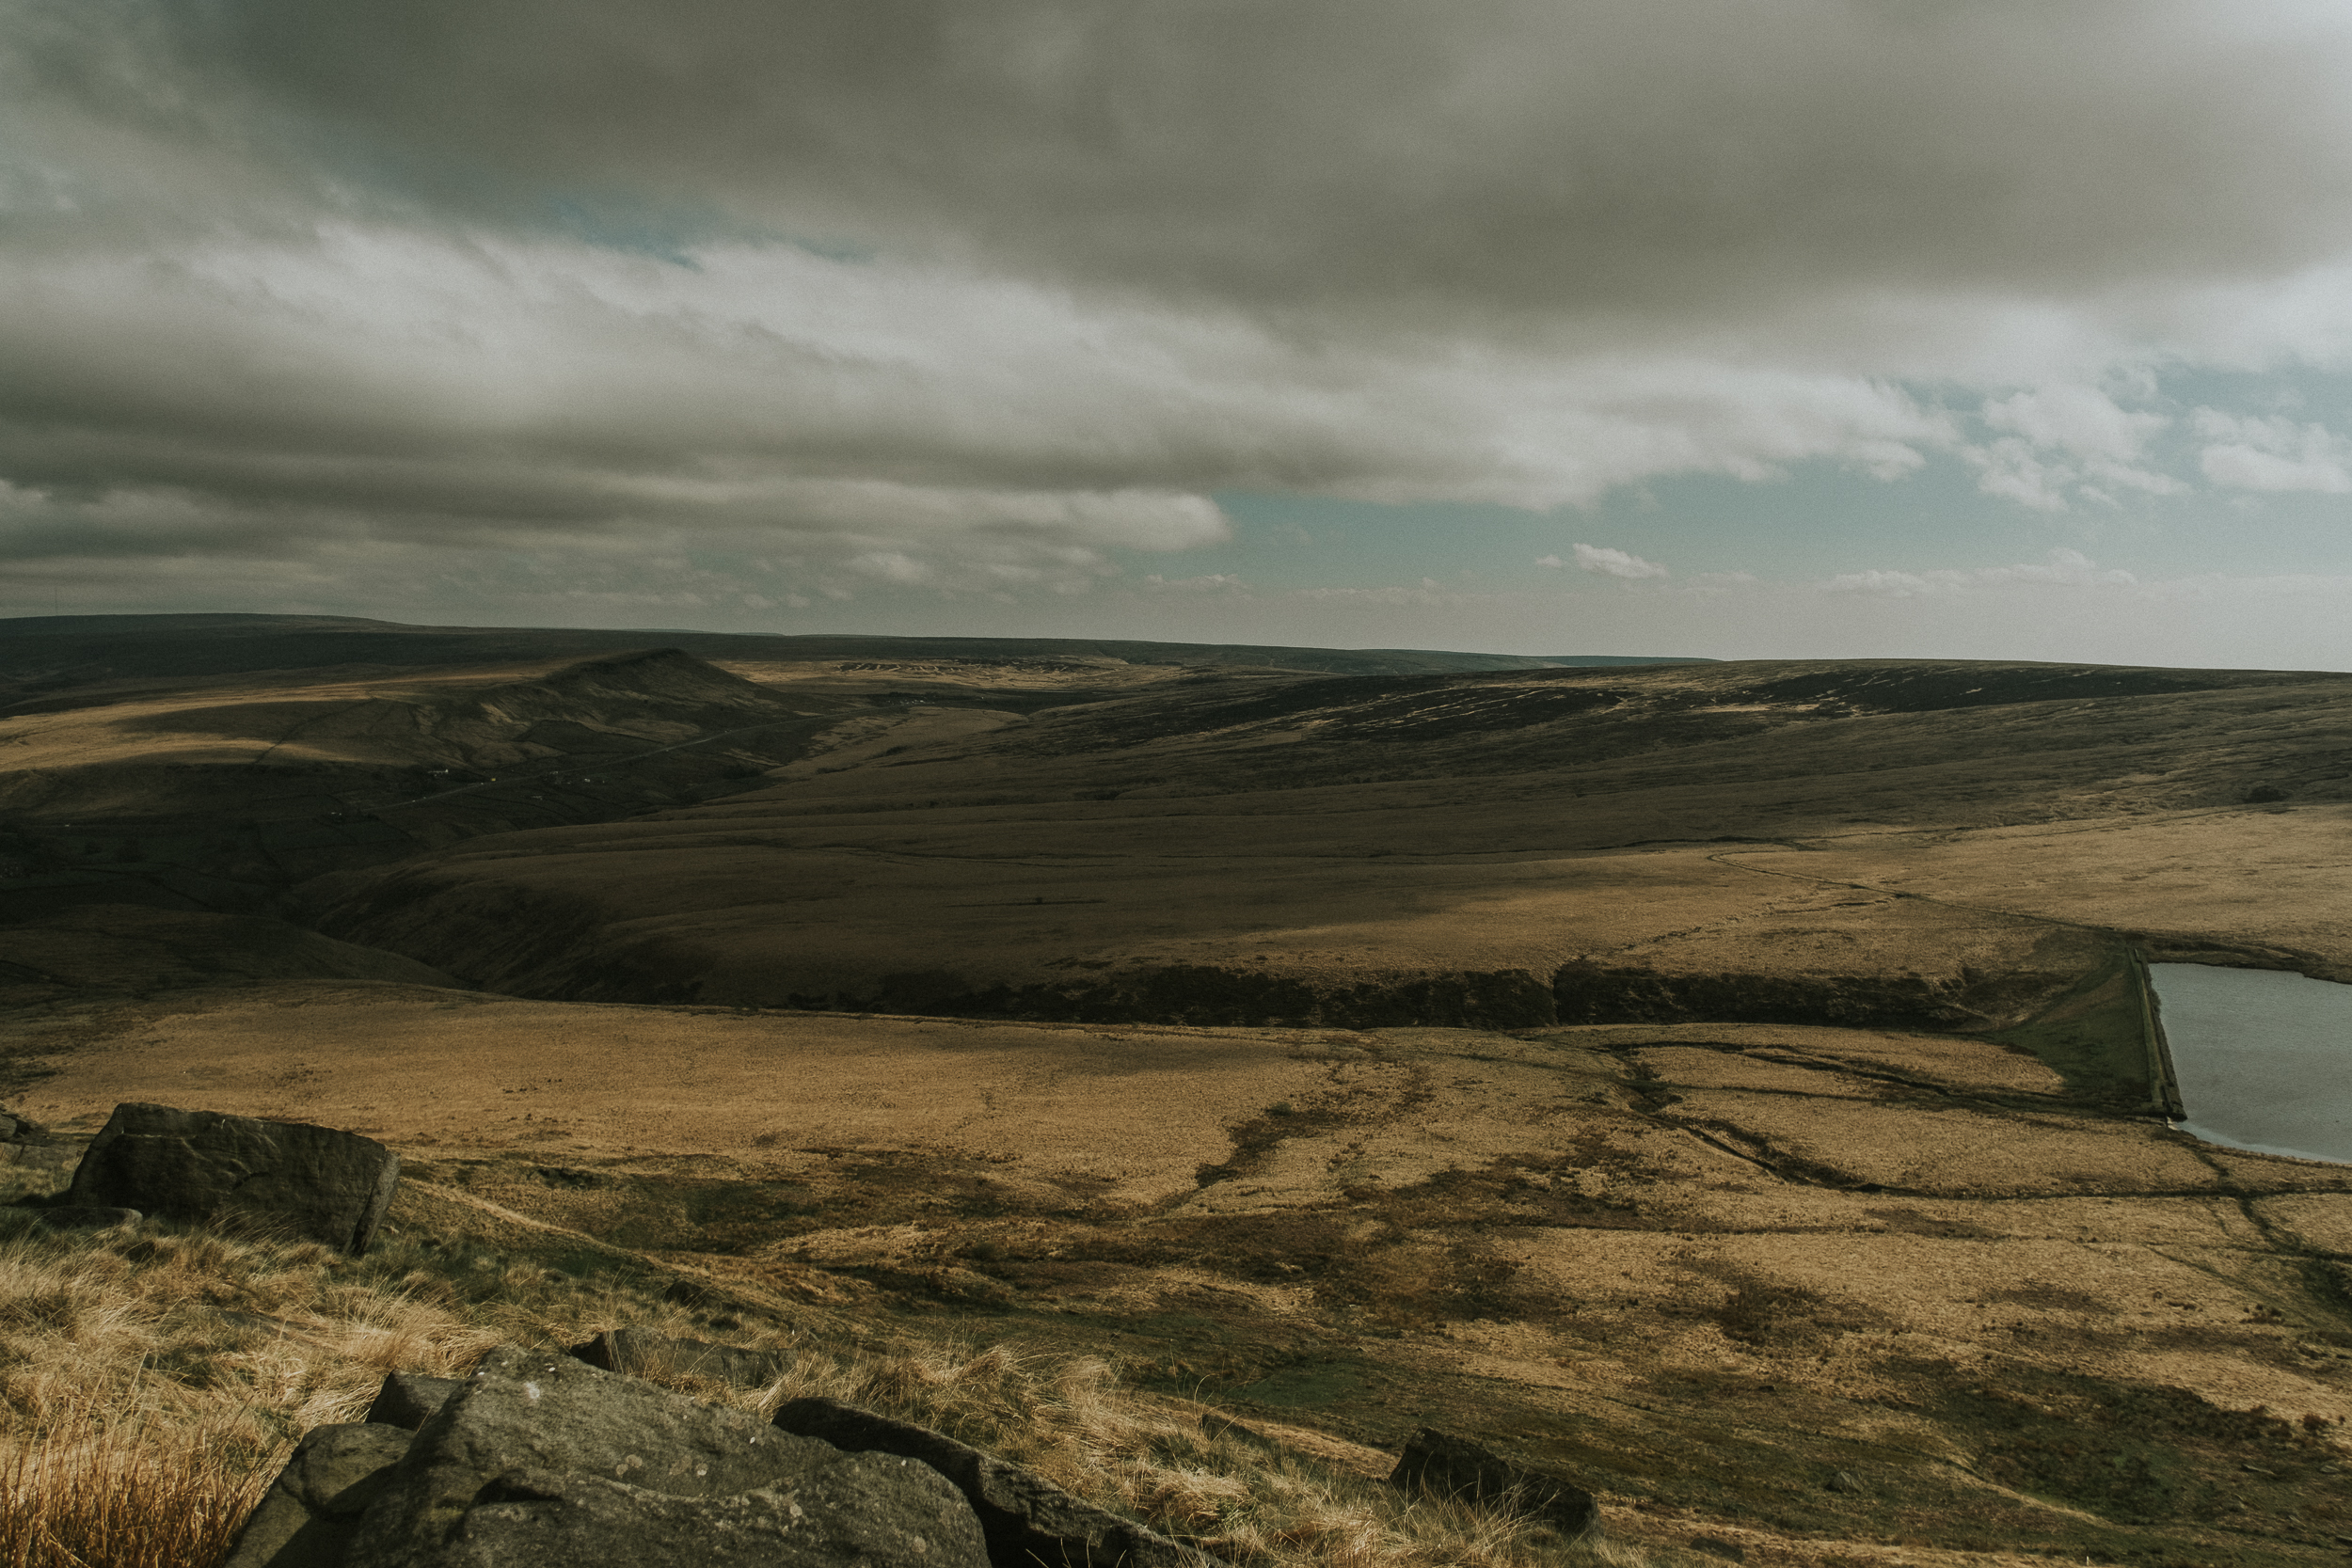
[0, 1410, 269, 1568]
[0, 1211, 675, 1568]
[0, 1206, 1635, 1568]
[664, 1339, 1620, 1568]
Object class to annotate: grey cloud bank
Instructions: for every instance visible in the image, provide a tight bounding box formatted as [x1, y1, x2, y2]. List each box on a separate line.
[6, 0, 2352, 663]
[185, 0, 2352, 317]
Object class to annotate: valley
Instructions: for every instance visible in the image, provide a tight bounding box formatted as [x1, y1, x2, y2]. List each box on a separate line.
[5, 613, 2352, 1567]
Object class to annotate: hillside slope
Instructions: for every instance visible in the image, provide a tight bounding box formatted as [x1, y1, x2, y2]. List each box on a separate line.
[295, 657, 2352, 1033]
[0, 612, 1706, 710]
[0, 649, 840, 916]
[0, 904, 457, 1007]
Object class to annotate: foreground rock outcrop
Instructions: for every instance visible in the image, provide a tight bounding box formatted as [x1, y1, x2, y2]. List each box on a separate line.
[226, 1345, 1260, 1568]
[225, 1337, 1618, 1568]
[231, 1348, 989, 1568]
[65, 1102, 399, 1255]
[226, 1423, 415, 1568]
[776, 1396, 1218, 1568]
[363, 1372, 464, 1432]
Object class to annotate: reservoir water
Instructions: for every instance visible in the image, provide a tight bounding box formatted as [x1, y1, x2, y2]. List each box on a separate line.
[2149, 963, 2352, 1164]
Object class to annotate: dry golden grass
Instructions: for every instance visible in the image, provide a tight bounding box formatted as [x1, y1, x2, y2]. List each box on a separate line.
[701, 1340, 1609, 1568]
[0, 1207, 677, 1568]
[1, 1414, 266, 1568]
[0, 1208, 1639, 1568]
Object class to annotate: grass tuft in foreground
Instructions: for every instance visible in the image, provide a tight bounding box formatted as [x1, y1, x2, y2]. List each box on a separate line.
[0, 1207, 1643, 1568]
[2, 1414, 265, 1568]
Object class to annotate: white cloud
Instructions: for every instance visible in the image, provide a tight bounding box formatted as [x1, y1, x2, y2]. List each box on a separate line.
[1278, 578, 1558, 610]
[1139, 572, 1249, 594]
[1570, 544, 1670, 579]
[1672, 570, 1760, 598]
[0, 223, 1975, 583]
[1963, 386, 2185, 511]
[1982, 385, 2165, 462]
[1965, 438, 2077, 513]
[1979, 546, 2138, 588]
[1820, 567, 1963, 598]
[2193, 409, 2352, 491]
[845, 550, 931, 586]
[1822, 548, 2136, 597]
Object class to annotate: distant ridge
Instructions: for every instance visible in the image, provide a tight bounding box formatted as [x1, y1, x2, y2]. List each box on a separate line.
[0, 612, 413, 636]
[702, 633, 1710, 674]
[0, 612, 1712, 684]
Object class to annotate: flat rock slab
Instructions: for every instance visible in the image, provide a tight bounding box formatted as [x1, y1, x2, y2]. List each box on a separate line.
[345, 1347, 986, 1568]
[225, 1421, 415, 1568]
[777, 1395, 1219, 1568]
[66, 1101, 398, 1255]
[364, 1371, 465, 1432]
[1389, 1426, 1601, 1544]
[395, 1461, 980, 1568]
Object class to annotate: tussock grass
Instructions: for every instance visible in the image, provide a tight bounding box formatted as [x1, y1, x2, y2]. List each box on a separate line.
[646, 1338, 1626, 1568]
[0, 1207, 1640, 1568]
[1, 1413, 264, 1568]
[0, 1208, 686, 1568]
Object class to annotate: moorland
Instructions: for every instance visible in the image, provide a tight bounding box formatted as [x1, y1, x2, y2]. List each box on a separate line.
[5, 611, 2352, 1568]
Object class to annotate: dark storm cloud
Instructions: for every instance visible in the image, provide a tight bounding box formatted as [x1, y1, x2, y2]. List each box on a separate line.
[8, 0, 2352, 616]
[164, 0, 2352, 320]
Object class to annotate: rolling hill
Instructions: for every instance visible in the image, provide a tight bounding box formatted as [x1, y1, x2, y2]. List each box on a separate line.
[6, 615, 2352, 1568]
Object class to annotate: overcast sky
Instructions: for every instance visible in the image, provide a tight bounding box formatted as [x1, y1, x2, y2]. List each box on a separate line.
[8, 1, 2352, 667]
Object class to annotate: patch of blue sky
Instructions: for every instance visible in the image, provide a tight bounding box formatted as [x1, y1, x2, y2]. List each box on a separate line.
[2146, 363, 2352, 421]
[1168, 459, 2075, 592]
[265, 114, 859, 266]
[532, 187, 878, 265]
[538, 194, 707, 267]
[1142, 366, 2352, 593]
